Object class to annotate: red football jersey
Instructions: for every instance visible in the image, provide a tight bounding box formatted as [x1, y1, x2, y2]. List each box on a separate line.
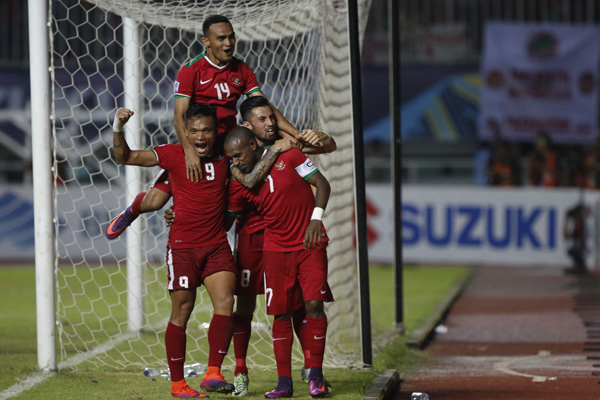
[153, 144, 230, 249]
[228, 149, 328, 251]
[174, 51, 261, 135]
[235, 207, 265, 236]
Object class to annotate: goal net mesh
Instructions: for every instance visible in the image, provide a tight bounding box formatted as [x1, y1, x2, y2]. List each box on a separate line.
[50, 0, 371, 373]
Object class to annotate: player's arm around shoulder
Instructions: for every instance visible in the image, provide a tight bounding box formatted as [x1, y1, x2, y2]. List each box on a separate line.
[112, 108, 159, 167]
[232, 137, 300, 189]
[299, 129, 337, 154]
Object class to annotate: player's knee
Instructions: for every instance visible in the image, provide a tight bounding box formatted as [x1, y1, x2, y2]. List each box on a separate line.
[213, 292, 235, 314]
[141, 188, 170, 212]
[170, 303, 194, 324]
[304, 300, 324, 318]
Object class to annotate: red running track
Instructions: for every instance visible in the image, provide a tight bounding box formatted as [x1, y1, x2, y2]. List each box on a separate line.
[394, 266, 600, 400]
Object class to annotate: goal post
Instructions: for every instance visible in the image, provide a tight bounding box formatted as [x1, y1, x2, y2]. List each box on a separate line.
[28, 0, 56, 372]
[123, 16, 145, 333]
[39, 0, 372, 372]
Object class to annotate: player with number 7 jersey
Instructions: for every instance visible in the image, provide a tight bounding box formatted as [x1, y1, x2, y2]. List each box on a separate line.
[111, 104, 295, 399]
[225, 127, 334, 398]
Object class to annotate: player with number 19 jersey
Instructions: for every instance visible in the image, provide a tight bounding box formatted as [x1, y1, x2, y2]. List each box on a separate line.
[153, 144, 230, 248]
[174, 51, 261, 136]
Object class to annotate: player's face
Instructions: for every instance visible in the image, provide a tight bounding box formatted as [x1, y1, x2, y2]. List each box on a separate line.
[225, 139, 259, 173]
[245, 106, 278, 145]
[202, 22, 236, 66]
[186, 115, 217, 158]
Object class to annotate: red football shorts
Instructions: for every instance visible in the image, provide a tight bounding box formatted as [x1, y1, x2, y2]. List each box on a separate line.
[149, 168, 172, 195]
[166, 241, 236, 290]
[235, 229, 265, 296]
[262, 242, 334, 316]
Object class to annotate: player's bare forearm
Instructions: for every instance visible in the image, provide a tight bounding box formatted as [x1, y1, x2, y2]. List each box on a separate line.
[232, 146, 281, 188]
[112, 131, 132, 164]
[301, 139, 337, 154]
[112, 108, 134, 164]
[307, 171, 330, 210]
[112, 109, 159, 167]
[174, 97, 202, 181]
[299, 130, 337, 154]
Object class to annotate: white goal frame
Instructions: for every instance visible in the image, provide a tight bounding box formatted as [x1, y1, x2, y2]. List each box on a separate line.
[31, 0, 372, 372]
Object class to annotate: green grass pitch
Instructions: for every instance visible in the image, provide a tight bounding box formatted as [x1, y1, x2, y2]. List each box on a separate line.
[0, 264, 469, 399]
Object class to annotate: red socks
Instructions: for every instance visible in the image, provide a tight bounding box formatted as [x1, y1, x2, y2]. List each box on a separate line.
[272, 319, 294, 378]
[307, 316, 327, 369]
[129, 192, 146, 217]
[233, 313, 252, 375]
[165, 322, 187, 382]
[292, 307, 311, 368]
[207, 314, 234, 368]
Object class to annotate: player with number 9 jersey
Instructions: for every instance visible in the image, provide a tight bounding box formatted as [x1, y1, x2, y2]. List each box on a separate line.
[153, 145, 230, 248]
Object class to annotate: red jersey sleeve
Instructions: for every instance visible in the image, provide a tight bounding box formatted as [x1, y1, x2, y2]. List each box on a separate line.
[174, 65, 195, 98]
[241, 63, 261, 95]
[152, 144, 176, 170]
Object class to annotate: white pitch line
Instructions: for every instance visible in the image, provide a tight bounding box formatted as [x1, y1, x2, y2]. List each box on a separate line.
[0, 371, 55, 400]
[493, 350, 556, 382]
[0, 318, 170, 399]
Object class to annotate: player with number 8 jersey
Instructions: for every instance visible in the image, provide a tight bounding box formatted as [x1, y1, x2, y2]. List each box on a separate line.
[225, 127, 334, 398]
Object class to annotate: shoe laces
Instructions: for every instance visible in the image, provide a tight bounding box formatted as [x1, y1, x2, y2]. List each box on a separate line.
[271, 383, 292, 393]
[180, 384, 199, 396]
[112, 209, 133, 230]
[234, 375, 247, 391]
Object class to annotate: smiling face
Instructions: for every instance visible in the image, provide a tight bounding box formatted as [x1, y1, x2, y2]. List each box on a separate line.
[243, 105, 279, 145]
[202, 22, 236, 66]
[186, 115, 217, 158]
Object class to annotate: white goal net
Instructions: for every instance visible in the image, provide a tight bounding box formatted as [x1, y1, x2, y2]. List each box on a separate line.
[49, 0, 371, 373]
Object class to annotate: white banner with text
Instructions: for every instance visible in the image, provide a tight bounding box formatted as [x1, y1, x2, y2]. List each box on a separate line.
[366, 184, 600, 268]
[479, 22, 600, 145]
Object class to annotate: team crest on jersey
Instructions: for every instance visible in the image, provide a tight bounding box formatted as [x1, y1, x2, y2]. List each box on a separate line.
[231, 75, 242, 86]
[275, 160, 286, 170]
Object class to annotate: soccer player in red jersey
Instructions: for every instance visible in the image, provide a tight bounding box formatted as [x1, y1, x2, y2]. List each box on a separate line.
[110, 104, 294, 398]
[106, 14, 333, 241]
[230, 97, 334, 396]
[224, 127, 334, 398]
[164, 96, 334, 396]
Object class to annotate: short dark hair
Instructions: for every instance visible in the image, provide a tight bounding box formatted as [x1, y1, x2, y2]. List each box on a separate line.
[224, 126, 254, 147]
[203, 14, 232, 36]
[239, 96, 271, 122]
[185, 103, 217, 126]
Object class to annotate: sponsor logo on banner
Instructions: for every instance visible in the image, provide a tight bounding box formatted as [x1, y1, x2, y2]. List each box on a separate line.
[401, 204, 556, 249]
